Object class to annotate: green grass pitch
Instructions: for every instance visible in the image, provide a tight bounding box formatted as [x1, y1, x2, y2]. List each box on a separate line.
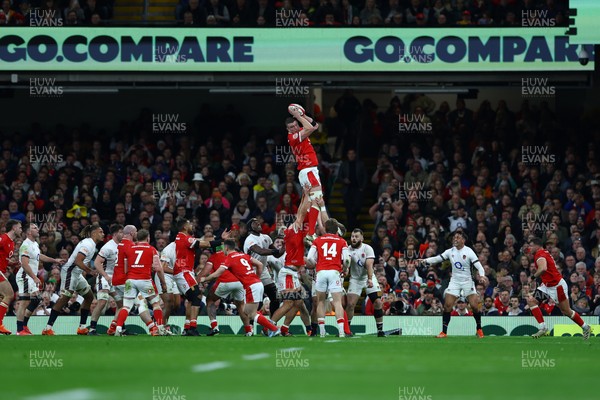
[2, 335, 598, 400]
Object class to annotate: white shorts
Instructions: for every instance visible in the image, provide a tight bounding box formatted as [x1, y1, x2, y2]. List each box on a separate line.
[174, 270, 197, 294]
[315, 269, 343, 294]
[60, 268, 90, 295]
[155, 273, 180, 295]
[245, 281, 264, 304]
[298, 166, 322, 189]
[213, 280, 245, 302]
[537, 278, 569, 303]
[17, 273, 38, 295]
[444, 279, 477, 298]
[96, 274, 113, 292]
[348, 277, 381, 296]
[124, 279, 157, 299]
[113, 285, 124, 302]
[277, 267, 301, 293]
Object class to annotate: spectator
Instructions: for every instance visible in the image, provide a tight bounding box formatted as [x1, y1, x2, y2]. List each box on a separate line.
[231, 0, 256, 26]
[506, 296, 523, 315]
[338, 149, 367, 230]
[205, 0, 230, 25]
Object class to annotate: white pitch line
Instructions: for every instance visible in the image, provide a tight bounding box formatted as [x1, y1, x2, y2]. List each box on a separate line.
[242, 353, 270, 360]
[192, 361, 231, 372]
[278, 347, 304, 352]
[324, 340, 341, 343]
[25, 389, 98, 400]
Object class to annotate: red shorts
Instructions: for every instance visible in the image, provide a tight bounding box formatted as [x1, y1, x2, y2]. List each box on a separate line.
[245, 282, 264, 304]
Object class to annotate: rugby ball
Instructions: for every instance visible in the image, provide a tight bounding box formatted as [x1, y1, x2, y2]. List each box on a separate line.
[288, 103, 305, 116]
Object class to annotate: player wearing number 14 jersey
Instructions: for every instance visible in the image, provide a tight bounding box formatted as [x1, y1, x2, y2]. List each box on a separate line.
[307, 219, 351, 338]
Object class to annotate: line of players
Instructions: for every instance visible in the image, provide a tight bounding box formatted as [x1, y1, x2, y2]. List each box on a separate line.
[0, 104, 386, 337]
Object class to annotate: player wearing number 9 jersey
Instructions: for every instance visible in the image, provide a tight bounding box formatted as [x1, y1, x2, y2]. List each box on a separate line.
[307, 219, 350, 338]
[201, 240, 280, 337]
[418, 230, 486, 339]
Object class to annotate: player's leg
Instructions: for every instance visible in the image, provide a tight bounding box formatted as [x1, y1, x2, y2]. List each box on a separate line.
[466, 283, 484, 338]
[146, 292, 165, 335]
[76, 278, 94, 335]
[316, 290, 328, 337]
[90, 290, 110, 335]
[44, 270, 75, 335]
[345, 293, 360, 325]
[115, 295, 134, 337]
[298, 299, 312, 335]
[369, 292, 385, 337]
[0, 278, 15, 334]
[439, 291, 458, 338]
[23, 292, 40, 333]
[330, 292, 345, 337]
[264, 282, 280, 317]
[15, 274, 30, 334]
[554, 280, 591, 339]
[529, 286, 549, 338]
[299, 168, 323, 238]
[16, 294, 30, 334]
[107, 287, 123, 335]
[252, 283, 279, 334]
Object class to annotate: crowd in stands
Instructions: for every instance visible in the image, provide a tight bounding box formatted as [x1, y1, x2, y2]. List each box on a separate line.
[1, 87, 599, 320]
[0, 0, 568, 27]
[175, 0, 569, 27]
[0, 0, 114, 25]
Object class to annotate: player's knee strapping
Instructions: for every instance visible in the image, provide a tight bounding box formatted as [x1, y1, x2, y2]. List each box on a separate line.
[97, 291, 110, 302]
[18, 295, 30, 301]
[186, 287, 202, 307]
[27, 297, 41, 312]
[309, 190, 323, 201]
[367, 292, 380, 303]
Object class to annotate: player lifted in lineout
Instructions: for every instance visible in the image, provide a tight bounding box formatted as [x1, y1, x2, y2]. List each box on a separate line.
[286, 103, 321, 242]
[524, 237, 592, 340]
[417, 230, 486, 338]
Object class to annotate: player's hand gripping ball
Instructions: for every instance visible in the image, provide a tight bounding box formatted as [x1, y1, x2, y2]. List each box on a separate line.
[288, 103, 305, 116]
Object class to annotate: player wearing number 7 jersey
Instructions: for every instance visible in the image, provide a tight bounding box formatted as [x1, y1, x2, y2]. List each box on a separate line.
[417, 230, 486, 338]
[307, 218, 351, 338]
[201, 240, 280, 337]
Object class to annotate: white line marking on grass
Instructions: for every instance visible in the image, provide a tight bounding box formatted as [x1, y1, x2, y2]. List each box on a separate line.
[324, 340, 341, 343]
[192, 361, 231, 372]
[242, 353, 270, 360]
[25, 389, 98, 400]
[278, 347, 304, 352]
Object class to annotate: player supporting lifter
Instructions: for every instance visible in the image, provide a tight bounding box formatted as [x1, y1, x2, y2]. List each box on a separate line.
[201, 240, 280, 337]
[269, 191, 312, 336]
[345, 228, 385, 337]
[0, 219, 21, 335]
[417, 230, 486, 338]
[200, 244, 249, 336]
[525, 237, 592, 339]
[307, 218, 351, 338]
[16, 223, 64, 335]
[114, 229, 167, 336]
[43, 223, 105, 336]
[286, 104, 322, 243]
[89, 224, 123, 335]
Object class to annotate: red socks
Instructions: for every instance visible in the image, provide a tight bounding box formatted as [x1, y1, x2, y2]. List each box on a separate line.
[210, 320, 218, 329]
[571, 310, 585, 327]
[154, 309, 164, 326]
[531, 306, 545, 324]
[343, 310, 351, 335]
[255, 314, 277, 331]
[116, 308, 129, 327]
[307, 206, 319, 236]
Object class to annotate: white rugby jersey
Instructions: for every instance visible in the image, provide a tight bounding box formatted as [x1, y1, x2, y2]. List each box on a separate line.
[424, 245, 484, 283]
[160, 242, 176, 273]
[63, 238, 96, 273]
[97, 239, 119, 275]
[348, 242, 375, 280]
[244, 233, 274, 282]
[19, 238, 41, 275]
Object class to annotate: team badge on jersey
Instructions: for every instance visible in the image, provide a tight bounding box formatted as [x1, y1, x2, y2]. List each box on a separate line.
[293, 133, 298, 140]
